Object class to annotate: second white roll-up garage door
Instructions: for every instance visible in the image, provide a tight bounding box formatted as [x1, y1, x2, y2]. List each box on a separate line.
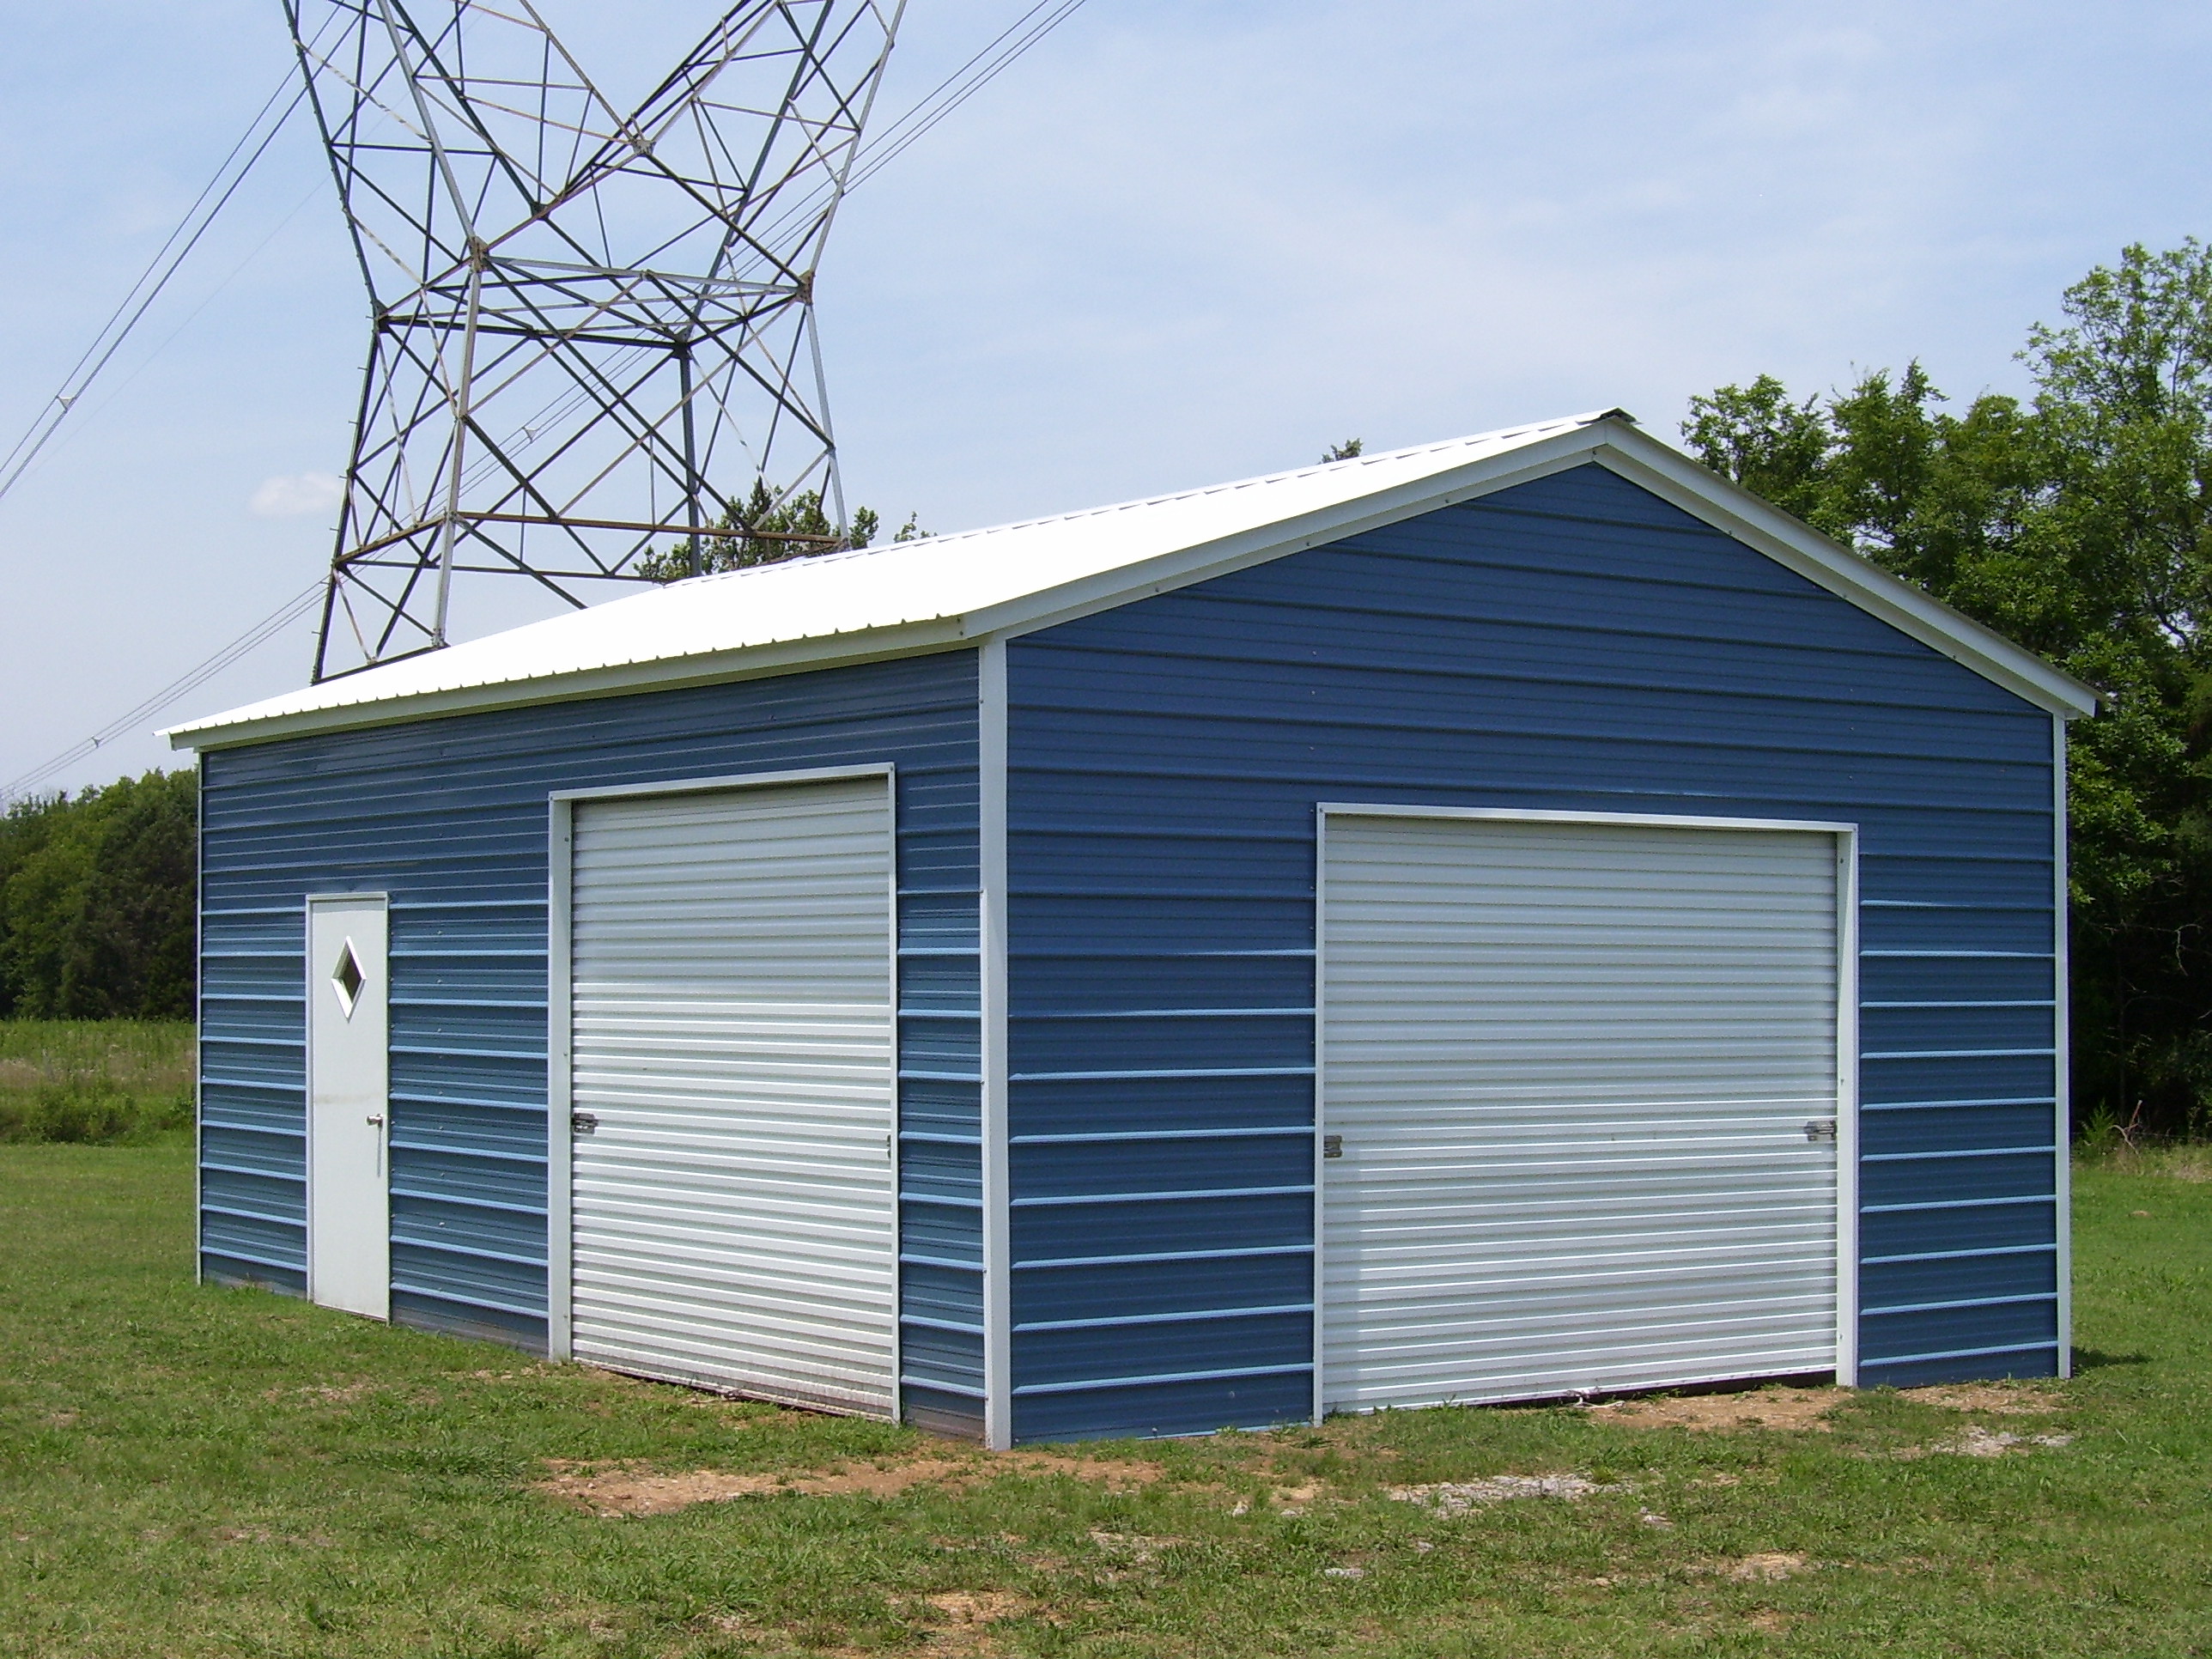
[1320, 810, 1849, 1413]
[567, 774, 897, 1415]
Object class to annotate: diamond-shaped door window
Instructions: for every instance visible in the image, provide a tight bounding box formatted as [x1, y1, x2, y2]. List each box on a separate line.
[331, 939, 368, 1018]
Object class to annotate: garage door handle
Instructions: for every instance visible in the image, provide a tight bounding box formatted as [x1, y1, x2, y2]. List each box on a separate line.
[1804, 1119, 1837, 1142]
[1322, 1133, 1343, 1159]
[572, 1111, 599, 1136]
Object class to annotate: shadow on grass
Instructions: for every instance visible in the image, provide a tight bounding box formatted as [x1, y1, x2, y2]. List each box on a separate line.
[2071, 1347, 2152, 1372]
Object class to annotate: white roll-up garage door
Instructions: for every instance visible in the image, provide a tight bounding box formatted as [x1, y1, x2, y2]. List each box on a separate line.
[568, 775, 897, 1415]
[1320, 811, 1846, 1413]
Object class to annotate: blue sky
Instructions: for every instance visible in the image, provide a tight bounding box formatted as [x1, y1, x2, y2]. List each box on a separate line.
[3, 0, 2209, 794]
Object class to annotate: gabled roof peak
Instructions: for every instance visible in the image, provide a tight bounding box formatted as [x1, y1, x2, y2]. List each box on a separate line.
[165, 408, 2092, 750]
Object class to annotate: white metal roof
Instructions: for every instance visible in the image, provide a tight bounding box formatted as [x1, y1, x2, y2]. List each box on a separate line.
[166, 410, 2096, 750]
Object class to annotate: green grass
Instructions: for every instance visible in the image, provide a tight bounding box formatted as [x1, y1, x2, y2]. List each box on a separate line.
[3, 1142, 2209, 1657]
[0, 1020, 193, 1143]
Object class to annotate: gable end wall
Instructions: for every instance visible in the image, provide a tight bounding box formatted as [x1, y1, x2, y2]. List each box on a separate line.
[1003, 463, 2063, 1442]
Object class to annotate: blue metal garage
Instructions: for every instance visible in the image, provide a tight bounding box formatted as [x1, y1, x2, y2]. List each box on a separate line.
[168, 410, 2097, 1447]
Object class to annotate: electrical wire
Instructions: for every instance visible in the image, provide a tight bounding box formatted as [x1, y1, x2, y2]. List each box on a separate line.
[729, 0, 1094, 276]
[3, 1, 1096, 800]
[849, 0, 1091, 192]
[0, 581, 325, 805]
[0, 70, 312, 509]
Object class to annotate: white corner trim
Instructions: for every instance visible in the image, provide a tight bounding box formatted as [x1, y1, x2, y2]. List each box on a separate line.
[546, 797, 575, 1361]
[1834, 829, 1863, 1389]
[977, 635, 1013, 1449]
[2052, 714, 2074, 1378]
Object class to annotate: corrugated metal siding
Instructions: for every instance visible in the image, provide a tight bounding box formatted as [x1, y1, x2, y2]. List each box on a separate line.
[1003, 462, 2060, 1439]
[1319, 813, 1842, 1409]
[198, 652, 981, 1428]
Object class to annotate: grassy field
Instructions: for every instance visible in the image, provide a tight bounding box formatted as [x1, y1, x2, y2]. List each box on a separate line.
[1, 1140, 2207, 1658]
[0, 1020, 192, 1143]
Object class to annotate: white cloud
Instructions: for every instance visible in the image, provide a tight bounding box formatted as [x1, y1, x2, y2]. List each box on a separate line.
[248, 471, 344, 519]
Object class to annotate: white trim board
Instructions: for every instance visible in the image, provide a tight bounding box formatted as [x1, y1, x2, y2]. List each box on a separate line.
[165, 414, 2095, 752]
[978, 635, 1013, 1449]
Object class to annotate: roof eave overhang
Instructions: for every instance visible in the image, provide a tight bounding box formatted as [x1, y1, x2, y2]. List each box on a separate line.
[164, 614, 975, 751]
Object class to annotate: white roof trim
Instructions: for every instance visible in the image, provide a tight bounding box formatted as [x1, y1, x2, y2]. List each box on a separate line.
[166, 410, 2094, 750]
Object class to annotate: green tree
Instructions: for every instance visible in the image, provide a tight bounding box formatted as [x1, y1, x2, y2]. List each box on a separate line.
[0, 770, 197, 1019]
[636, 483, 927, 582]
[1683, 240, 2212, 1135]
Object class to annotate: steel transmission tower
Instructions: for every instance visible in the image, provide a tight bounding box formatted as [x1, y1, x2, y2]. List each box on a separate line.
[287, 1, 905, 680]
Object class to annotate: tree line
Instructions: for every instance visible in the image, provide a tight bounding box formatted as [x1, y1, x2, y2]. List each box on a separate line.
[0, 770, 195, 1020]
[5, 243, 2207, 1133]
[1682, 240, 2212, 1138]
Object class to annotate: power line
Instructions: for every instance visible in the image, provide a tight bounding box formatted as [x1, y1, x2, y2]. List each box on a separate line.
[851, 0, 1092, 191]
[0, 68, 310, 510]
[3, 2, 1094, 797]
[738, 0, 1093, 267]
[0, 582, 325, 805]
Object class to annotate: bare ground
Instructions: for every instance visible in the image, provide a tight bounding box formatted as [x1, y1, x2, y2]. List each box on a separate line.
[538, 1449, 1163, 1516]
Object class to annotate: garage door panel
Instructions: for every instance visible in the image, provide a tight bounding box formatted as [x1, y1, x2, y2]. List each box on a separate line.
[1322, 813, 1843, 1411]
[569, 776, 897, 1417]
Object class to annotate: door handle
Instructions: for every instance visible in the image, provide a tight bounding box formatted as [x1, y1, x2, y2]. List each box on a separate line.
[1803, 1119, 1837, 1142]
[367, 1113, 386, 1178]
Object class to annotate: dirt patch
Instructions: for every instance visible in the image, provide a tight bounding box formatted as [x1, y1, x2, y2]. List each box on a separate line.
[538, 1449, 1163, 1516]
[267, 1381, 385, 1406]
[921, 1589, 1037, 1624]
[1389, 1474, 1626, 1514]
[1721, 1552, 1809, 1583]
[1587, 1387, 1850, 1433]
[1900, 1383, 2062, 1414]
[909, 1590, 1048, 1656]
[998, 1452, 1162, 1491]
[1893, 1425, 2074, 1462]
[1267, 1478, 1328, 1514]
[1746, 1608, 1796, 1633]
[1087, 1530, 1182, 1564]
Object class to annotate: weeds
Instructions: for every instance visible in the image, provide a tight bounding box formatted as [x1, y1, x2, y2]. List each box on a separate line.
[0, 1019, 192, 1143]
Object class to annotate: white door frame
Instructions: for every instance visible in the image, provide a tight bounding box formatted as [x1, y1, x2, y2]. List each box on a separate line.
[1311, 803, 1862, 1420]
[545, 762, 900, 1407]
[305, 890, 392, 1318]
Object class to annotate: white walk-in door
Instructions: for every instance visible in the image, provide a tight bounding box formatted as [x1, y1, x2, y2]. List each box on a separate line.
[1320, 811, 1847, 1412]
[307, 893, 391, 1319]
[567, 775, 898, 1414]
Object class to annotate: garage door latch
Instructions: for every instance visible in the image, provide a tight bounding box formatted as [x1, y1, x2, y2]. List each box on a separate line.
[571, 1110, 599, 1136]
[1803, 1118, 1837, 1142]
[1322, 1133, 1343, 1159]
